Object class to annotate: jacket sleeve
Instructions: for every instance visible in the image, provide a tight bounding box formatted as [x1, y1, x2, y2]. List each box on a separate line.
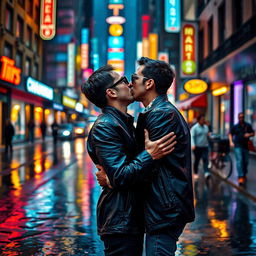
[92, 122, 154, 189]
[146, 109, 190, 161]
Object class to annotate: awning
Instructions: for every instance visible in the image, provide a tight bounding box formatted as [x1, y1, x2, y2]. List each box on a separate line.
[176, 94, 207, 110]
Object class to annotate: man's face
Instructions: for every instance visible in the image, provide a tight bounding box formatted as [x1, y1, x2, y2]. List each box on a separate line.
[129, 66, 148, 102]
[198, 116, 205, 125]
[110, 72, 134, 104]
[238, 114, 244, 123]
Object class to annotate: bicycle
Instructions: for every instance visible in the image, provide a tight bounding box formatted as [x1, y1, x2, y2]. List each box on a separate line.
[209, 135, 233, 179]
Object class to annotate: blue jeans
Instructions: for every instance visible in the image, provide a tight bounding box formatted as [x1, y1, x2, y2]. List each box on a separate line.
[234, 147, 249, 178]
[146, 224, 185, 256]
[101, 233, 144, 256]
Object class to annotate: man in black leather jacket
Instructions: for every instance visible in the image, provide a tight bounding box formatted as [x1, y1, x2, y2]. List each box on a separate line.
[81, 65, 176, 256]
[131, 57, 195, 255]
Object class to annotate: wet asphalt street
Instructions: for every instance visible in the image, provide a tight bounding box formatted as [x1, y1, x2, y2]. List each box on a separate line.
[0, 138, 256, 255]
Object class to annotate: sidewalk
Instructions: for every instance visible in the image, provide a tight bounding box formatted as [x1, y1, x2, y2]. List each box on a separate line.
[0, 137, 53, 152]
[212, 151, 256, 201]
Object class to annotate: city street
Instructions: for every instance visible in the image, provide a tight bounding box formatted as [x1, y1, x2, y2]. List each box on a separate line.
[0, 139, 256, 255]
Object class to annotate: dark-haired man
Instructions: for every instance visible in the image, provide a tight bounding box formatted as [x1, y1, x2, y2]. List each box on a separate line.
[190, 114, 210, 180]
[229, 112, 254, 185]
[81, 65, 176, 256]
[130, 57, 195, 255]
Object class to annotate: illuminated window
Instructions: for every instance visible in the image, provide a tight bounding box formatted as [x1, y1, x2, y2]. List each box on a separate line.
[11, 100, 25, 141]
[5, 6, 13, 32]
[16, 16, 24, 41]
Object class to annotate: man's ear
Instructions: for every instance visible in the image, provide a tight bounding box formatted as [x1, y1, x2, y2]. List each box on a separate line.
[145, 79, 155, 90]
[106, 88, 117, 99]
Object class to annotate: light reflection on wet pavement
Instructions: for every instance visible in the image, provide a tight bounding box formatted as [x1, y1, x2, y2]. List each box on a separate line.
[0, 139, 256, 255]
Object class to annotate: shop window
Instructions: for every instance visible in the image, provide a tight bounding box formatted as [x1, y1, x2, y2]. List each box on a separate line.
[233, 0, 243, 33]
[208, 17, 213, 54]
[16, 16, 24, 41]
[16, 51, 23, 68]
[26, 26, 32, 48]
[4, 42, 13, 58]
[218, 1, 225, 45]
[34, 107, 43, 138]
[220, 92, 230, 136]
[246, 83, 256, 147]
[25, 58, 31, 76]
[11, 100, 26, 141]
[5, 5, 13, 32]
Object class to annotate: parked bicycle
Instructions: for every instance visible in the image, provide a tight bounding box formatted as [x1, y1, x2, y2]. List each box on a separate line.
[209, 134, 233, 179]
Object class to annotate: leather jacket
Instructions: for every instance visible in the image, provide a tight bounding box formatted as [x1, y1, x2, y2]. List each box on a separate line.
[136, 95, 195, 233]
[87, 106, 154, 236]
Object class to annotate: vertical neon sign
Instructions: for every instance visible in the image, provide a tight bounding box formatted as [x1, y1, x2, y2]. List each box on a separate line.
[180, 22, 198, 77]
[106, 0, 125, 74]
[81, 28, 89, 70]
[40, 0, 57, 40]
[165, 0, 181, 33]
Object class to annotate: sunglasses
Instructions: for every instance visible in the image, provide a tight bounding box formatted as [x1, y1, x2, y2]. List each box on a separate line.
[109, 76, 129, 88]
[131, 74, 150, 83]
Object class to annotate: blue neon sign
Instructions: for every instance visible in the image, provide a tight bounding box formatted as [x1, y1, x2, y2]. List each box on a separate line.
[108, 36, 124, 48]
[26, 77, 54, 100]
[165, 0, 181, 33]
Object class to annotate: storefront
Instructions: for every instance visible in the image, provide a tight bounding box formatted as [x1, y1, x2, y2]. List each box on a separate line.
[201, 42, 256, 148]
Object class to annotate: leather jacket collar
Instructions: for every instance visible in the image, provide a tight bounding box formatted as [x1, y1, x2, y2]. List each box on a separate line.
[102, 105, 134, 124]
[143, 94, 168, 114]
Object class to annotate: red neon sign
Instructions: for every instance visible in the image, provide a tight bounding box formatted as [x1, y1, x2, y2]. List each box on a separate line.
[181, 23, 197, 77]
[0, 56, 21, 85]
[40, 0, 57, 40]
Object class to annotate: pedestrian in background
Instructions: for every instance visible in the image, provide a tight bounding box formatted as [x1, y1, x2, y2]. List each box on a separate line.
[40, 121, 47, 141]
[191, 114, 211, 180]
[27, 119, 35, 143]
[51, 121, 59, 145]
[5, 119, 15, 154]
[229, 112, 255, 185]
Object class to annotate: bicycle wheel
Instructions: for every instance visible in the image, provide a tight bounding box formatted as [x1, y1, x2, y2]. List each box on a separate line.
[216, 153, 232, 179]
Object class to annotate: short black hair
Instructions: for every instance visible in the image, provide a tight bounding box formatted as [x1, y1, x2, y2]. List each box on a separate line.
[81, 65, 115, 108]
[137, 57, 175, 94]
[197, 114, 205, 121]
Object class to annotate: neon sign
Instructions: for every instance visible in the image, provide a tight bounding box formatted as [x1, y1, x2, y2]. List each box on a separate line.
[81, 28, 89, 70]
[40, 0, 57, 40]
[0, 56, 21, 85]
[107, 0, 125, 74]
[26, 77, 54, 100]
[165, 0, 181, 33]
[181, 23, 198, 77]
[67, 43, 75, 87]
[184, 79, 208, 94]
